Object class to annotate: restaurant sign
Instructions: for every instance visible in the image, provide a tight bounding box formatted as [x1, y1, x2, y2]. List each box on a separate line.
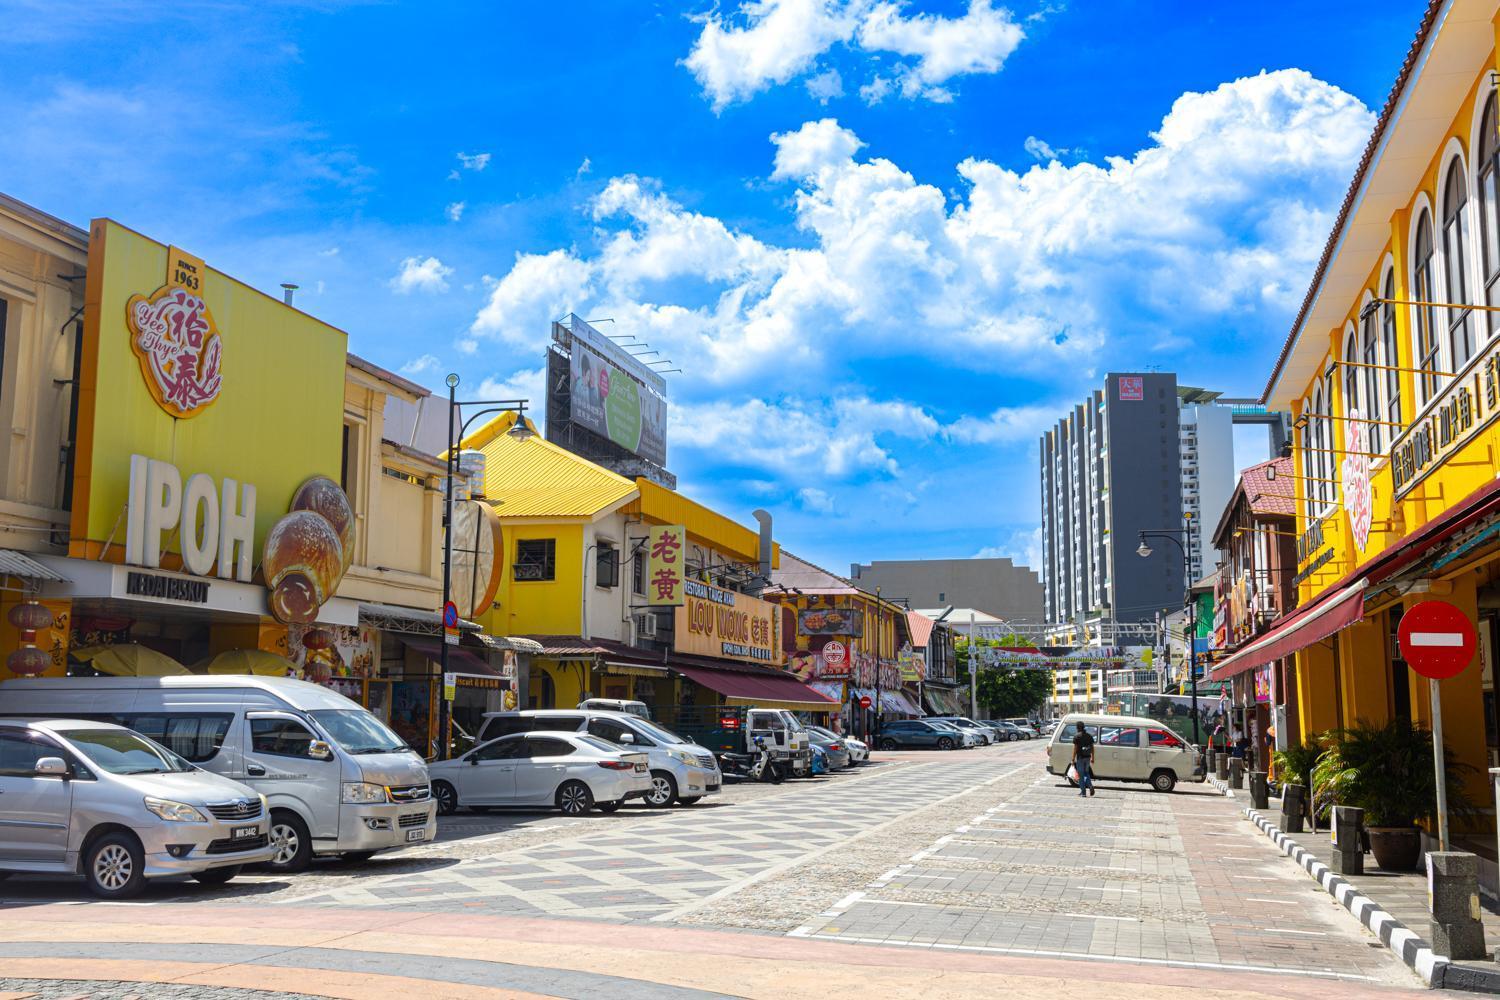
[674, 578, 779, 664]
[645, 524, 685, 607]
[1391, 354, 1500, 499]
[797, 607, 865, 636]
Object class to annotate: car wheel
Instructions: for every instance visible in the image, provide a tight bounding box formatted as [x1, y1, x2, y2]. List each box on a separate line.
[936, 737, 954, 751]
[266, 811, 313, 873]
[433, 780, 458, 816]
[1150, 769, 1178, 793]
[556, 780, 594, 815]
[879, 739, 898, 751]
[597, 801, 622, 813]
[85, 832, 146, 900]
[678, 796, 703, 805]
[192, 865, 241, 886]
[1009, 733, 1019, 742]
[645, 770, 679, 808]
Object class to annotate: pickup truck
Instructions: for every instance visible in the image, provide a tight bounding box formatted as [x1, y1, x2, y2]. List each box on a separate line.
[658, 706, 812, 776]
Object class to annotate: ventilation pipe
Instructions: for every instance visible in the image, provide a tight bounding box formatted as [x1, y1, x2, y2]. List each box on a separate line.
[751, 509, 773, 596]
[280, 282, 298, 305]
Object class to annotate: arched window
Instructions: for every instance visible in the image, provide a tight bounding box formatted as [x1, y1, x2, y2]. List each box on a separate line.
[1382, 269, 1402, 436]
[1322, 366, 1336, 507]
[1478, 93, 1500, 333]
[1311, 380, 1330, 509]
[1413, 210, 1441, 400]
[1442, 158, 1475, 368]
[1361, 300, 1384, 452]
[1343, 326, 1361, 442]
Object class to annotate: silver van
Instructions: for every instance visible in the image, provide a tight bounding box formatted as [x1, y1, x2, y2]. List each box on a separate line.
[0, 719, 275, 898]
[476, 709, 721, 807]
[1046, 713, 1205, 793]
[0, 676, 436, 871]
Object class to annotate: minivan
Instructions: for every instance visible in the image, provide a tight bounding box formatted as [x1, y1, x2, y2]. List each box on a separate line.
[576, 699, 651, 720]
[0, 676, 436, 871]
[0, 719, 276, 898]
[1045, 713, 1204, 792]
[476, 709, 720, 807]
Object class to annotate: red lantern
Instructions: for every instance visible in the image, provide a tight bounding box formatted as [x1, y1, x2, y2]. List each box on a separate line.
[7, 647, 49, 677]
[7, 601, 52, 632]
[301, 628, 336, 651]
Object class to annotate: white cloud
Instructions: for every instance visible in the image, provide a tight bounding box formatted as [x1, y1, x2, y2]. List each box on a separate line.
[456, 151, 491, 171]
[683, 0, 1023, 110]
[401, 354, 441, 376]
[577, 157, 592, 177]
[974, 526, 1042, 569]
[798, 487, 837, 513]
[390, 256, 454, 294]
[470, 249, 592, 344]
[947, 404, 1057, 444]
[770, 117, 864, 180]
[1023, 135, 1068, 161]
[476, 366, 546, 406]
[445, 201, 466, 222]
[805, 68, 844, 104]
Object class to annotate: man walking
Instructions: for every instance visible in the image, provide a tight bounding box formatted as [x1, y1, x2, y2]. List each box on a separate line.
[1071, 721, 1095, 797]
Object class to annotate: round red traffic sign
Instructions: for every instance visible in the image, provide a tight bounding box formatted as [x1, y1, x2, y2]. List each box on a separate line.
[1398, 600, 1477, 680]
[823, 640, 847, 667]
[442, 601, 459, 629]
[858, 695, 872, 710]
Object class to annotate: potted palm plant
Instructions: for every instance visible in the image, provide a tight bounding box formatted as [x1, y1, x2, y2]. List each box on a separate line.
[1310, 719, 1473, 871]
[1271, 738, 1324, 822]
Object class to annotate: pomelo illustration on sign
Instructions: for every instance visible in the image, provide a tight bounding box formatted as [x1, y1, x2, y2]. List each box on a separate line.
[126, 246, 223, 419]
[1341, 407, 1372, 551]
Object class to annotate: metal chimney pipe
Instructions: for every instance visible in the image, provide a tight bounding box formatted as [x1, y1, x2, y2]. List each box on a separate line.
[281, 282, 299, 305]
[751, 509, 773, 596]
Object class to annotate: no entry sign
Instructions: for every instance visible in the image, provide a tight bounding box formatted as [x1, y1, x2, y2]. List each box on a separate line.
[1398, 601, 1477, 680]
[858, 695, 872, 710]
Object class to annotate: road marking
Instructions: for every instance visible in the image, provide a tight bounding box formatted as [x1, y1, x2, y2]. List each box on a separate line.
[930, 855, 987, 862]
[1247, 898, 1301, 905]
[1264, 928, 1329, 937]
[898, 874, 956, 880]
[1237, 876, 1279, 881]
[1082, 865, 1134, 871]
[1064, 912, 1138, 921]
[1081, 886, 1140, 893]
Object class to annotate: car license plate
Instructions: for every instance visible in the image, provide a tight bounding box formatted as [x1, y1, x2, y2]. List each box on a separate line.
[231, 825, 257, 840]
[634, 762, 646, 772]
[406, 828, 425, 843]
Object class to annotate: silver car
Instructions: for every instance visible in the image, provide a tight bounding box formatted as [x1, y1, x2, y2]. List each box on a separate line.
[428, 732, 652, 815]
[0, 719, 275, 898]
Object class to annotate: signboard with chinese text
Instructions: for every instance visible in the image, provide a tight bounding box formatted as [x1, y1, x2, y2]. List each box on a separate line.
[1390, 351, 1500, 499]
[1118, 376, 1143, 401]
[673, 578, 780, 664]
[645, 524, 686, 606]
[1341, 408, 1373, 551]
[898, 643, 924, 682]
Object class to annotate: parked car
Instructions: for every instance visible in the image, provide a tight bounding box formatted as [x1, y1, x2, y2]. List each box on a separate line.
[805, 728, 852, 770]
[810, 743, 828, 775]
[0, 719, 276, 898]
[663, 707, 812, 777]
[984, 721, 1025, 741]
[1004, 718, 1042, 738]
[429, 731, 651, 815]
[0, 675, 436, 872]
[1045, 713, 1205, 793]
[927, 716, 995, 745]
[930, 721, 981, 747]
[876, 719, 966, 751]
[577, 699, 651, 720]
[476, 710, 720, 808]
[808, 725, 867, 763]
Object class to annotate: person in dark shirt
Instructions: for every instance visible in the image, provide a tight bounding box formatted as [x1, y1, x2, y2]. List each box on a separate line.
[1071, 722, 1096, 798]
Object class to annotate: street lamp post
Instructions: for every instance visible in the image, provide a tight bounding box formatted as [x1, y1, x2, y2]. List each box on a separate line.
[1137, 525, 1201, 750]
[438, 373, 535, 760]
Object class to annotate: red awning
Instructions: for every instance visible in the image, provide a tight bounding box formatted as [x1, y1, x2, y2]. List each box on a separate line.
[671, 664, 837, 708]
[1209, 581, 1367, 681]
[402, 637, 498, 677]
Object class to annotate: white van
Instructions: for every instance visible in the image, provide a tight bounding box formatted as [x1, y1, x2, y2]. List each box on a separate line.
[1045, 713, 1204, 792]
[0, 675, 436, 871]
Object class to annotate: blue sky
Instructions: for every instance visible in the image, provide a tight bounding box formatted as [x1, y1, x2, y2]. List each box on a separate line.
[3, 0, 1421, 572]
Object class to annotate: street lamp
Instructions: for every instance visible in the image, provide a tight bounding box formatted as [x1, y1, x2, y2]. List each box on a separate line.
[1137, 525, 1201, 751]
[438, 372, 533, 760]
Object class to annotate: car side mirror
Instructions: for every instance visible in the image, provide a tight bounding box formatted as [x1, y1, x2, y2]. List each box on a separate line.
[468, 756, 480, 765]
[34, 757, 69, 778]
[619, 732, 635, 744]
[308, 740, 335, 762]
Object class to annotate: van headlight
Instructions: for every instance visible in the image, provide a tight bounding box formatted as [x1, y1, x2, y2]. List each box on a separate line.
[144, 797, 207, 823]
[342, 782, 390, 804]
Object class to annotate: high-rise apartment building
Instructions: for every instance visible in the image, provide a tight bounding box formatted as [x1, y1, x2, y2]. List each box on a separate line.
[1040, 374, 1239, 630]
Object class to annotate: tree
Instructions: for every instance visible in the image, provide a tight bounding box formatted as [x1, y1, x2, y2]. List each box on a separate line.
[974, 667, 1052, 719]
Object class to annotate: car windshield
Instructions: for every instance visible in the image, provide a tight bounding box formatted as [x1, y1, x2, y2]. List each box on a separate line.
[633, 719, 689, 745]
[309, 710, 407, 754]
[66, 729, 193, 775]
[577, 735, 619, 754]
[781, 713, 806, 732]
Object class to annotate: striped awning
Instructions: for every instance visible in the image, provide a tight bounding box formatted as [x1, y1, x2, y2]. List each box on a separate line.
[0, 550, 66, 582]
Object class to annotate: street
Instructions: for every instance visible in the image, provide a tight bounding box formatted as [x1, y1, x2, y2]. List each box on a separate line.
[0, 743, 1423, 998]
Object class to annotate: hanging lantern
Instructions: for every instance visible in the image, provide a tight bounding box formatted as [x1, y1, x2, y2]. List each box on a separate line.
[7, 647, 49, 677]
[301, 628, 336, 651]
[8, 601, 53, 633]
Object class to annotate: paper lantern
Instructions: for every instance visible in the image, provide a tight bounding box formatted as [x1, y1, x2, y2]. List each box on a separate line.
[301, 628, 336, 650]
[7, 601, 52, 631]
[7, 647, 49, 677]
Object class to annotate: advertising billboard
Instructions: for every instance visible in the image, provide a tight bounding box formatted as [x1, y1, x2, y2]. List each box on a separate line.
[797, 607, 865, 636]
[569, 341, 667, 466]
[675, 579, 779, 665]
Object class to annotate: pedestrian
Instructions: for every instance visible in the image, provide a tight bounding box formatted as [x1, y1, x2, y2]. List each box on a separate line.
[1071, 721, 1095, 797]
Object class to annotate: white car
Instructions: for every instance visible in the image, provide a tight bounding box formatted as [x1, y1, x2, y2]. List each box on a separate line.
[429, 731, 652, 815]
[808, 725, 868, 763]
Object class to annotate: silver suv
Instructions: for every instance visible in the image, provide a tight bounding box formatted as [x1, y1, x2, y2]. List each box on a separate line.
[0, 719, 275, 898]
[476, 710, 720, 807]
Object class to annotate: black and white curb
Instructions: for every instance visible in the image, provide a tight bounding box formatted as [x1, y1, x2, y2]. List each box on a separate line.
[1243, 806, 1500, 992]
[1208, 775, 1234, 798]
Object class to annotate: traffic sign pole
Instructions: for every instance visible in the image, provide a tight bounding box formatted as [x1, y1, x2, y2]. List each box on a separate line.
[1432, 677, 1449, 852]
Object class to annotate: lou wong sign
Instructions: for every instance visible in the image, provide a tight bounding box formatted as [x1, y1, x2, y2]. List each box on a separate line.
[674, 578, 779, 664]
[1390, 351, 1500, 498]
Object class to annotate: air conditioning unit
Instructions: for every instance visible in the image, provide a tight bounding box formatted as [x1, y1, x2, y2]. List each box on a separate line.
[635, 613, 658, 638]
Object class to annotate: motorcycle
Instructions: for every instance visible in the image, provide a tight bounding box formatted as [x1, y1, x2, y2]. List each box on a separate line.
[717, 735, 786, 783]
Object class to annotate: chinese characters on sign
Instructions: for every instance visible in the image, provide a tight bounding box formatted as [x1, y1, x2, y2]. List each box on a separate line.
[126, 246, 224, 419]
[674, 579, 779, 664]
[645, 523, 685, 606]
[1341, 407, 1373, 551]
[1118, 376, 1143, 401]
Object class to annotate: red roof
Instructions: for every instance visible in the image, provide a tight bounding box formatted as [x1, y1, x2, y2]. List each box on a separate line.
[1244, 458, 1296, 516]
[905, 611, 935, 649]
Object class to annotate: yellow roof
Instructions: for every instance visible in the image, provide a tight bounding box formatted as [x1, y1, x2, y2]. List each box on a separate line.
[461, 412, 638, 519]
[623, 478, 779, 568]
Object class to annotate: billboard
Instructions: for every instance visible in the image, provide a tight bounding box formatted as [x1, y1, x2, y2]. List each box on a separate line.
[797, 607, 865, 636]
[675, 579, 779, 665]
[568, 340, 667, 467]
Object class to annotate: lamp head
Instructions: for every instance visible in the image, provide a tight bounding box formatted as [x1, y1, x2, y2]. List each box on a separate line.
[1265, 464, 1276, 481]
[506, 413, 536, 441]
[1136, 540, 1152, 558]
[445, 373, 460, 389]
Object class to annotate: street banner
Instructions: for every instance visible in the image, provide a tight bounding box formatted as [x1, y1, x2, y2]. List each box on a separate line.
[645, 524, 686, 606]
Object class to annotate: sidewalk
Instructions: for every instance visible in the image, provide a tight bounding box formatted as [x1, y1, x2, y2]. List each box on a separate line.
[1226, 782, 1500, 993]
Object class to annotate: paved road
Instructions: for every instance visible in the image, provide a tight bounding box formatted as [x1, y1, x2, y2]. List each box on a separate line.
[0, 740, 1424, 998]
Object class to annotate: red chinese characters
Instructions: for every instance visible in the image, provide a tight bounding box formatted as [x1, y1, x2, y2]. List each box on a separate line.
[126, 285, 224, 418]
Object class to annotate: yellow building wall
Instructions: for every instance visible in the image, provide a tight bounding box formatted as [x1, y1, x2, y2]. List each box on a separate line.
[478, 522, 587, 638]
[0, 596, 71, 679]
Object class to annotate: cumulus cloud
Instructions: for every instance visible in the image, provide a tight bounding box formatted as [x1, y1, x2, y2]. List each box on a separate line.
[390, 256, 454, 294]
[401, 354, 441, 376]
[1023, 135, 1071, 161]
[445, 201, 465, 222]
[974, 526, 1043, 570]
[798, 487, 837, 513]
[456, 151, 491, 171]
[684, 0, 1023, 110]
[470, 249, 592, 344]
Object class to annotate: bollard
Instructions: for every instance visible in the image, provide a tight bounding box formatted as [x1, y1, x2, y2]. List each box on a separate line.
[1229, 758, 1244, 790]
[1428, 852, 1487, 960]
[1215, 753, 1229, 781]
[1249, 771, 1269, 810]
[1330, 805, 1364, 875]
[1280, 784, 1306, 833]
